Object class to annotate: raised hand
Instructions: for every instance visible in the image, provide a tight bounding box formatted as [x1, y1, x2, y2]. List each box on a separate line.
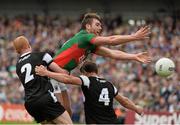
[135, 52, 152, 64]
[35, 65, 48, 76]
[132, 26, 151, 40]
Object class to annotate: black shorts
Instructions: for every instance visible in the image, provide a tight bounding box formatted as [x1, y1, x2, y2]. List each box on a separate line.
[25, 91, 65, 123]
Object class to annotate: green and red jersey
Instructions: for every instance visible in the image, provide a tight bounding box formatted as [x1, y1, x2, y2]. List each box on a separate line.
[53, 30, 97, 71]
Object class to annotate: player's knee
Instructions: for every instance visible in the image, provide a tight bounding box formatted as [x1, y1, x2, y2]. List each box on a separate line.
[53, 111, 72, 124]
[63, 111, 73, 124]
[40, 120, 55, 125]
[67, 108, 72, 117]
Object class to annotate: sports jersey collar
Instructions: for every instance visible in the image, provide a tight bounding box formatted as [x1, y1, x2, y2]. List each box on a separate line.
[88, 75, 99, 78]
[20, 51, 31, 57]
[79, 30, 88, 34]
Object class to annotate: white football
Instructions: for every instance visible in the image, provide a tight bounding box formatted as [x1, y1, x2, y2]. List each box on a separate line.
[155, 58, 175, 77]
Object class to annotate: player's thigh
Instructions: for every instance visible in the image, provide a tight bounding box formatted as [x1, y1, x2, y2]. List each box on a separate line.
[55, 90, 72, 116]
[61, 90, 71, 106]
[61, 90, 72, 116]
[52, 110, 72, 124]
[54, 92, 63, 104]
[51, 79, 72, 116]
[58, 82, 72, 116]
[41, 91, 67, 122]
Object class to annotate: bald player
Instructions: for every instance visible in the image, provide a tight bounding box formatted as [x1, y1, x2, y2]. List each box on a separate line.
[13, 36, 72, 124]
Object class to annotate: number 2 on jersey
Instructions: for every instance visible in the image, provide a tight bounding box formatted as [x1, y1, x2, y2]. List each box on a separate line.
[21, 63, 34, 84]
[98, 88, 110, 106]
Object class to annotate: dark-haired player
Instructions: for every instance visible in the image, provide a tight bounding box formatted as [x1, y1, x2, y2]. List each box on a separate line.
[35, 61, 144, 124]
[53, 12, 151, 116]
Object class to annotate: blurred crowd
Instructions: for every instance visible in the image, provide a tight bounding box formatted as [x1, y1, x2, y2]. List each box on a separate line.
[0, 14, 179, 123]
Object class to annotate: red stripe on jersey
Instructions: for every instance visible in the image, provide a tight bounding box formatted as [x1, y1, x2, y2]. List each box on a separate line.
[90, 37, 96, 44]
[54, 44, 85, 67]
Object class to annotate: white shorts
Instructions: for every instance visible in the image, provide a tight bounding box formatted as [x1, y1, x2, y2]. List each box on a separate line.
[50, 79, 67, 93]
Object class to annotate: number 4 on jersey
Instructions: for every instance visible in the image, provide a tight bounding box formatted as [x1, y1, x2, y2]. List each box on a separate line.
[98, 88, 110, 106]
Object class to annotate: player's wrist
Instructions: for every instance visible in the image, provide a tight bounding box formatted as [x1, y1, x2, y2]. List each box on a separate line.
[130, 54, 137, 60]
[44, 70, 50, 76]
[135, 105, 144, 116]
[130, 34, 138, 40]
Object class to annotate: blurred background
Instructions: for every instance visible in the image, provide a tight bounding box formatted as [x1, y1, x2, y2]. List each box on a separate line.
[0, 0, 179, 124]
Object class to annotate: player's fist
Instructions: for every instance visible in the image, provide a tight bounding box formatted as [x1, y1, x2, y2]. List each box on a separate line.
[35, 65, 48, 76]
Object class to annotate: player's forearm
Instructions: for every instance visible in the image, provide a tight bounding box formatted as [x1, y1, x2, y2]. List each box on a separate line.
[49, 62, 69, 74]
[122, 97, 139, 112]
[44, 70, 82, 85]
[45, 71, 71, 84]
[115, 95, 139, 113]
[94, 35, 139, 46]
[107, 26, 150, 45]
[110, 50, 137, 60]
[93, 26, 150, 46]
[108, 35, 138, 45]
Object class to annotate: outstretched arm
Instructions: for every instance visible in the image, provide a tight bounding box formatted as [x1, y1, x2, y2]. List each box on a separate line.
[95, 46, 152, 64]
[91, 26, 150, 46]
[35, 65, 82, 85]
[115, 94, 144, 116]
[42, 53, 68, 74]
[49, 62, 69, 74]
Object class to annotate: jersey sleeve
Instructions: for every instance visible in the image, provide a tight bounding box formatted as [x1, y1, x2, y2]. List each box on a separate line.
[81, 34, 97, 53]
[85, 33, 95, 43]
[42, 53, 53, 66]
[112, 84, 118, 97]
[79, 75, 90, 88]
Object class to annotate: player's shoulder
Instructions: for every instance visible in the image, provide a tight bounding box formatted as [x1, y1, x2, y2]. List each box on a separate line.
[33, 51, 50, 56]
[37, 51, 47, 55]
[88, 76, 107, 84]
[95, 77, 115, 86]
[91, 76, 107, 81]
[28, 52, 52, 62]
[45, 50, 55, 57]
